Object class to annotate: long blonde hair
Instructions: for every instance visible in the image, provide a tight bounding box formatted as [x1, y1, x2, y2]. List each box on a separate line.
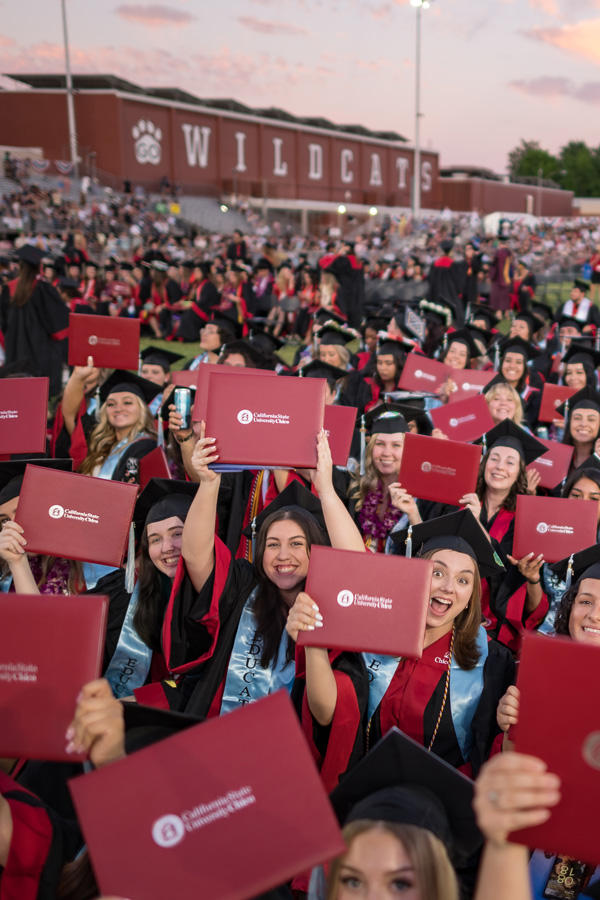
[349, 433, 404, 511]
[485, 382, 523, 426]
[326, 820, 459, 900]
[79, 395, 156, 475]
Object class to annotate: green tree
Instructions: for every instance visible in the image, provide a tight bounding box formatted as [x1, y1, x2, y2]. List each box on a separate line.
[507, 140, 560, 181]
[558, 141, 600, 197]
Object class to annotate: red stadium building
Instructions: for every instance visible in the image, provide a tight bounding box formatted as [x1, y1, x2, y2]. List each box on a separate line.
[0, 74, 441, 214]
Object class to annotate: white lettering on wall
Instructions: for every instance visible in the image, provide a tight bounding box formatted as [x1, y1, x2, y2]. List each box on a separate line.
[234, 132, 247, 173]
[396, 157, 409, 189]
[308, 143, 323, 180]
[421, 161, 433, 193]
[273, 138, 288, 177]
[182, 124, 211, 168]
[369, 153, 383, 187]
[341, 149, 354, 184]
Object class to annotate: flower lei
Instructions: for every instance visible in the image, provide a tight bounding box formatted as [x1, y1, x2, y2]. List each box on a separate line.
[358, 482, 401, 542]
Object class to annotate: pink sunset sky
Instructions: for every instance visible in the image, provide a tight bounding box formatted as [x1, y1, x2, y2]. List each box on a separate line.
[1, 0, 600, 173]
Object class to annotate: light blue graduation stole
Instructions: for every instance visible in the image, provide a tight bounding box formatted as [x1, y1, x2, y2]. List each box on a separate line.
[0, 573, 13, 593]
[97, 435, 134, 479]
[364, 626, 489, 762]
[449, 626, 488, 761]
[103, 581, 153, 699]
[220, 588, 295, 715]
[538, 564, 565, 635]
[81, 561, 116, 591]
[149, 393, 163, 417]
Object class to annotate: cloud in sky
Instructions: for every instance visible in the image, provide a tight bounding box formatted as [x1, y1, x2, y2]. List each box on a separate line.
[524, 17, 600, 64]
[115, 4, 197, 27]
[237, 16, 310, 36]
[510, 75, 600, 104]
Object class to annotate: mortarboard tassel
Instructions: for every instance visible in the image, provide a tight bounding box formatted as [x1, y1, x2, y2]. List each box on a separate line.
[125, 522, 136, 593]
[482, 434, 487, 455]
[250, 516, 257, 564]
[157, 416, 165, 448]
[360, 415, 366, 476]
[494, 344, 500, 371]
[565, 553, 574, 590]
[443, 332, 448, 351]
[138, 353, 143, 376]
[94, 384, 101, 422]
[405, 525, 413, 559]
[563, 398, 570, 421]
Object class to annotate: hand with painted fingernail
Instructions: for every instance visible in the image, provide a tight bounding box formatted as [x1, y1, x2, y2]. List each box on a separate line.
[507, 552, 544, 584]
[286, 591, 324, 642]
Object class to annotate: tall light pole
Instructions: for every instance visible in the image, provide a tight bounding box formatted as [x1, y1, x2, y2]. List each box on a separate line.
[410, 0, 431, 220]
[61, 0, 79, 178]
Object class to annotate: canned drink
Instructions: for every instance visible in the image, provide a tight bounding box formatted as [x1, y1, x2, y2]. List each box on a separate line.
[173, 387, 192, 430]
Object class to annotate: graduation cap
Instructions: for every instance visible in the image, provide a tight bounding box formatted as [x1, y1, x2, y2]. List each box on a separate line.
[329, 728, 482, 867]
[497, 334, 540, 361]
[118, 261, 134, 272]
[317, 324, 358, 347]
[362, 403, 409, 436]
[248, 321, 285, 354]
[556, 385, 600, 419]
[419, 297, 456, 327]
[0, 458, 73, 507]
[241, 481, 326, 542]
[150, 260, 169, 272]
[530, 300, 554, 322]
[443, 328, 481, 359]
[562, 343, 600, 370]
[481, 374, 511, 395]
[57, 277, 80, 291]
[99, 370, 162, 406]
[179, 259, 195, 270]
[15, 244, 45, 266]
[380, 397, 427, 422]
[220, 340, 269, 369]
[376, 334, 414, 355]
[364, 315, 391, 333]
[133, 477, 198, 537]
[573, 278, 590, 293]
[400, 307, 427, 343]
[550, 542, 600, 590]
[313, 309, 347, 327]
[557, 315, 584, 332]
[512, 311, 545, 336]
[255, 257, 274, 273]
[389, 508, 505, 578]
[440, 239, 454, 255]
[42, 256, 59, 271]
[298, 360, 347, 383]
[140, 346, 186, 372]
[465, 323, 494, 348]
[476, 419, 546, 466]
[0, 358, 33, 378]
[468, 304, 498, 330]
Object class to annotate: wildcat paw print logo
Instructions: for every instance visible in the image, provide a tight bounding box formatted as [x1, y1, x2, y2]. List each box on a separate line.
[132, 119, 162, 165]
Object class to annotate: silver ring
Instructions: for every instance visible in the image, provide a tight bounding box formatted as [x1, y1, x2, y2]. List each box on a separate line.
[488, 791, 500, 807]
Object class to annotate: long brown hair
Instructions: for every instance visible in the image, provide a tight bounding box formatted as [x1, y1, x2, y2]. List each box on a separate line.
[133, 515, 187, 650]
[253, 507, 328, 668]
[12, 260, 40, 307]
[348, 433, 404, 511]
[554, 584, 578, 636]
[421, 548, 482, 670]
[0, 554, 84, 594]
[475, 447, 528, 514]
[326, 820, 459, 900]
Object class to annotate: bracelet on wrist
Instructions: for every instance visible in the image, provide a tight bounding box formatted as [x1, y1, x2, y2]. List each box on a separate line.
[528, 578, 541, 585]
[175, 432, 194, 444]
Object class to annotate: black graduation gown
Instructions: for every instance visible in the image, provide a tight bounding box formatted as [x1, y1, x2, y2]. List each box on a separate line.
[0, 280, 69, 396]
[324, 256, 365, 329]
[0, 772, 82, 900]
[159, 548, 368, 789]
[175, 281, 221, 342]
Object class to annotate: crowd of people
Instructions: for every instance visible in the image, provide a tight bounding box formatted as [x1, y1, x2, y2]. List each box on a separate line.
[1, 203, 600, 900]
